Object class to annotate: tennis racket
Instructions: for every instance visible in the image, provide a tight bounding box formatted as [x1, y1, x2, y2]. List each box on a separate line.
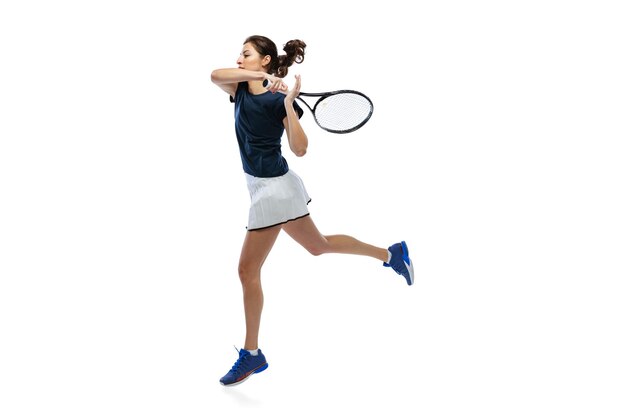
[263, 80, 374, 134]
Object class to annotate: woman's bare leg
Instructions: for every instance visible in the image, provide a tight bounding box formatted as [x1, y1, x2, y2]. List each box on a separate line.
[281, 215, 388, 261]
[238, 225, 282, 351]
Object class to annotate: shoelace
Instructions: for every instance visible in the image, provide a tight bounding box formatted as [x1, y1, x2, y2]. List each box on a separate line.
[228, 346, 248, 374]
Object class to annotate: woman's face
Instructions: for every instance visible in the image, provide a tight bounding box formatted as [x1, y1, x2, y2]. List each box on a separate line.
[236, 42, 270, 72]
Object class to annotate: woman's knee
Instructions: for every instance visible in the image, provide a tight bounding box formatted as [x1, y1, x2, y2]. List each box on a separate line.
[238, 263, 260, 284]
[306, 239, 329, 256]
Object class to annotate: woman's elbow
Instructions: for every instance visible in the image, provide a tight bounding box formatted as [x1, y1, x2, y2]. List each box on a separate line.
[288, 132, 308, 156]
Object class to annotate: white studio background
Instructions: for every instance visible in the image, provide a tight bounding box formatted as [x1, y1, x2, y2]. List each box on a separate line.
[1, 1, 624, 417]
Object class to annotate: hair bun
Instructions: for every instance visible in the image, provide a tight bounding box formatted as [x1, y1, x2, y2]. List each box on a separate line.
[283, 39, 306, 64]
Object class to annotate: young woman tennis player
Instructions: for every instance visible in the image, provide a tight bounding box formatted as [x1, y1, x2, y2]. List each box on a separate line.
[211, 35, 414, 386]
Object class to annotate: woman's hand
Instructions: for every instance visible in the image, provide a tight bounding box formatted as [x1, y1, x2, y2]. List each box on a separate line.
[264, 75, 288, 93]
[284, 74, 301, 103]
[283, 74, 307, 157]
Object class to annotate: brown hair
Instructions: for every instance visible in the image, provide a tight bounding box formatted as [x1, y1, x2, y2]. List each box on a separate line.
[244, 35, 306, 78]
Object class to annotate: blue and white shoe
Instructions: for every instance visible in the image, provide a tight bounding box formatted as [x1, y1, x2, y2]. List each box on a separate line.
[383, 241, 415, 285]
[220, 348, 268, 386]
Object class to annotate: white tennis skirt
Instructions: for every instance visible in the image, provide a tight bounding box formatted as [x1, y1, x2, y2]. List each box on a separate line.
[245, 170, 311, 231]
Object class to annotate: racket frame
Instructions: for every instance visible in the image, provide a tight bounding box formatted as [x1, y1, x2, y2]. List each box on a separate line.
[296, 90, 374, 134]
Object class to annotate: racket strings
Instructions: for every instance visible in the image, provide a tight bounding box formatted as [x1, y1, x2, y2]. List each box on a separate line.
[313, 93, 372, 132]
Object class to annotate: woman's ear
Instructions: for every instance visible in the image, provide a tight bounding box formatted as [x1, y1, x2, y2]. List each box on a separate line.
[262, 55, 271, 67]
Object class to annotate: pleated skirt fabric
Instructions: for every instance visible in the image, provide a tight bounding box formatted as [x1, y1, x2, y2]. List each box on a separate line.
[245, 170, 311, 231]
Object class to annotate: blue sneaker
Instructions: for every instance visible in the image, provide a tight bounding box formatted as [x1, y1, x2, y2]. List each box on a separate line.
[220, 348, 268, 386]
[383, 241, 414, 285]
